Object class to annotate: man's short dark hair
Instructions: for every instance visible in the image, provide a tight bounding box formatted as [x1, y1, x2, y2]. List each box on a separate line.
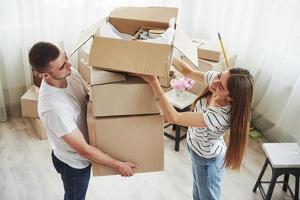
[28, 41, 60, 73]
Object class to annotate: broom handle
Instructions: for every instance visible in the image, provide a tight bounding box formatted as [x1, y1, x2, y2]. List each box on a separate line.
[218, 33, 230, 69]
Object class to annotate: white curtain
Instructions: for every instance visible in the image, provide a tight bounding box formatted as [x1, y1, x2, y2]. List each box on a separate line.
[0, 0, 180, 120]
[179, 0, 300, 143]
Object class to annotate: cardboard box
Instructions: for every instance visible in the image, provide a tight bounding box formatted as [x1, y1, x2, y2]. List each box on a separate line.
[71, 7, 198, 78]
[193, 39, 223, 62]
[198, 54, 237, 72]
[21, 85, 39, 118]
[78, 58, 126, 85]
[29, 118, 47, 140]
[78, 58, 92, 84]
[91, 67, 126, 86]
[91, 77, 160, 117]
[87, 106, 164, 176]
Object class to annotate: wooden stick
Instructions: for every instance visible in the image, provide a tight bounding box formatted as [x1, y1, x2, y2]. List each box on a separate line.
[218, 33, 230, 68]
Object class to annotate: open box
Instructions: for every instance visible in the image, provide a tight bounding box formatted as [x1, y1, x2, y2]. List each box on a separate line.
[71, 7, 198, 78]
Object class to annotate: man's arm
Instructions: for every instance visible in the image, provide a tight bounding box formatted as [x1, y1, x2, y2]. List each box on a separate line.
[62, 128, 137, 177]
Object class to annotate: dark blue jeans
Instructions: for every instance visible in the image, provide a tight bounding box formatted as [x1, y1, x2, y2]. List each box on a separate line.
[51, 151, 91, 200]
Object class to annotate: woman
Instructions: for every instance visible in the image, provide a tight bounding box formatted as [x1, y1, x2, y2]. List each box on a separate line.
[136, 58, 254, 200]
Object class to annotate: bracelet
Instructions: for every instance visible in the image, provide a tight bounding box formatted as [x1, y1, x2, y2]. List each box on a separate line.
[155, 93, 164, 102]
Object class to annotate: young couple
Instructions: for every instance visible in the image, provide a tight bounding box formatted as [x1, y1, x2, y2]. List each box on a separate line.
[29, 41, 253, 200]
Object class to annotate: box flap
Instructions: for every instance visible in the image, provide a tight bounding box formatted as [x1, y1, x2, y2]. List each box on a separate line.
[192, 38, 207, 48]
[110, 7, 178, 24]
[21, 86, 39, 118]
[173, 27, 198, 69]
[70, 21, 100, 56]
[91, 67, 126, 86]
[109, 7, 178, 35]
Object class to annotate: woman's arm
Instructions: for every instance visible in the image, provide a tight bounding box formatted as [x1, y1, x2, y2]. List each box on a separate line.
[146, 76, 207, 128]
[172, 57, 205, 83]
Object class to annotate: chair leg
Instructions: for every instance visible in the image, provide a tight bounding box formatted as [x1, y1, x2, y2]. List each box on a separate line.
[175, 125, 180, 151]
[295, 175, 299, 200]
[283, 174, 289, 192]
[253, 159, 269, 192]
[265, 170, 279, 200]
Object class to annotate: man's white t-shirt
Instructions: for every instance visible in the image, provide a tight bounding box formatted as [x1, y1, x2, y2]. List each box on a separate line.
[38, 68, 91, 169]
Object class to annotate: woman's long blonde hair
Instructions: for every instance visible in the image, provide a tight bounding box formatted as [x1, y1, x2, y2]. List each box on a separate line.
[192, 68, 254, 170]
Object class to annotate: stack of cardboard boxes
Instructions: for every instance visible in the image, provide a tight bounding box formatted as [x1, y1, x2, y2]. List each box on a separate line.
[78, 47, 166, 176]
[86, 69, 164, 176]
[74, 7, 198, 176]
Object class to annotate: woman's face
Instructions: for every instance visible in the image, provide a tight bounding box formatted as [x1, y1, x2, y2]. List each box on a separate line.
[209, 70, 231, 98]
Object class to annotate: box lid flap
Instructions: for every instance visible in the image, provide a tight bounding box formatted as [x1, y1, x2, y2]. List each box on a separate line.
[70, 21, 100, 56]
[109, 7, 178, 24]
[91, 67, 126, 86]
[173, 27, 198, 69]
[192, 38, 207, 48]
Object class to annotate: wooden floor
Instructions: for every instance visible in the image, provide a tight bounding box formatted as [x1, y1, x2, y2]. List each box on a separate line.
[0, 117, 296, 200]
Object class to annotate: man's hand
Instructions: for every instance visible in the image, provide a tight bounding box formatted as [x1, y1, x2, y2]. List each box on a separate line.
[116, 161, 137, 177]
[62, 129, 138, 177]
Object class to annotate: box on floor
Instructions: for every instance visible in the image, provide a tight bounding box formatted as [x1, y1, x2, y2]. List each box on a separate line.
[21, 85, 48, 139]
[72, 7, 198, 78]
[91, 76, 160, 117]
[87, 104, 164, 176]
[30, 118, 47, 140]
[21, 85, 39, 118]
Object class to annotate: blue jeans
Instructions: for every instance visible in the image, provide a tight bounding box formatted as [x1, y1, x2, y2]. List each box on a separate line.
[51, 151, 91, 200]
[188, 147, 225, 200]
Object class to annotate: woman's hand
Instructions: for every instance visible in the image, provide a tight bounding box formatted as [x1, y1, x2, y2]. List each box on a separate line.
[130, 73, 158, 85]
[140, 74, 157, 84]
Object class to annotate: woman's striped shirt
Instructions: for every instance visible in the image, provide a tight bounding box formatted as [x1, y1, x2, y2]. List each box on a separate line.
[187, 71, 231, 158]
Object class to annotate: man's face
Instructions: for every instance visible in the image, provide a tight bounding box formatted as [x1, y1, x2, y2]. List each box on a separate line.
[47, 50, 71, 80]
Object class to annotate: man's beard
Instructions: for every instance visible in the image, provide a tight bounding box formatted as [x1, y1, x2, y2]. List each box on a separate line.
[50, 71, 71, 80]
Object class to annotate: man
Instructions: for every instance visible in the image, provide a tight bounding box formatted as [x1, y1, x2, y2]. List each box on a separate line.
[28, 42, 137, 200]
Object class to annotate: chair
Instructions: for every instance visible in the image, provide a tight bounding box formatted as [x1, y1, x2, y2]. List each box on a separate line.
[253, 143, 300, 200]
